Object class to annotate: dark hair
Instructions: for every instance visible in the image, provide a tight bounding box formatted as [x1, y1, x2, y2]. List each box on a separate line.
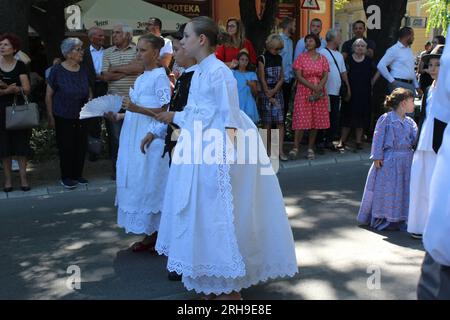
[398, 27, 413, 39]
[425, 41, 432, 46]
[0, 33, 21, 53]
[138, 33, 165, 51]
[170, 23, 187, 41]
[305, 33, 321, 49]
[353, 20, 366, 28]
[384, 88, 414, 110]
[280, 17, 294, 30]
[190, 16, 220, 48]
[311, 18, 322, 25]
[233, 49, 255, 71]
[434, 35, 446, 45]
[148, 17, 162, 30]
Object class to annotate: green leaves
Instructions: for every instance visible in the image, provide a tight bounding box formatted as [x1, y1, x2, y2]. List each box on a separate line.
[423, 0, 450, 35]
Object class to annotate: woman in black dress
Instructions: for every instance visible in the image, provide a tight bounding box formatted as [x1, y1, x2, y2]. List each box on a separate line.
[0, 33, 32, 192]
[338, 38, 379, 150]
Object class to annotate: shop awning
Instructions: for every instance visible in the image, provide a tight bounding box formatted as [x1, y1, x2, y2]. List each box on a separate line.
[76, 0, 189, 31]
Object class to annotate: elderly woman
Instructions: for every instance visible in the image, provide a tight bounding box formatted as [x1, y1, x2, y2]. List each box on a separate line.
[289, 33, 330, 160]
[45, 38, 91, 189]
[337, 38, 379, 150]
[0, 33, 31, 192]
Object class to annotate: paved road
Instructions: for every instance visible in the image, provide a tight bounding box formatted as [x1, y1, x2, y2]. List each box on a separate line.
[0, 160, 425, 300]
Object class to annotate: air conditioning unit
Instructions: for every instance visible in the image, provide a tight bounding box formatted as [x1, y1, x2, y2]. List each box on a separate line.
[406, 16, 428, 28]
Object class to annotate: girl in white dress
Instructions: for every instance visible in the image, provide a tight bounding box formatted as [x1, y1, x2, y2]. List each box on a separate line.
[113, 34, 171, 252]
[155, 17, 298, 300]
[408, 45, 445, 239]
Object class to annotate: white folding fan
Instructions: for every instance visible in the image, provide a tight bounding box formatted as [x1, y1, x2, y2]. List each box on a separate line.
[79, 95, 124, 119]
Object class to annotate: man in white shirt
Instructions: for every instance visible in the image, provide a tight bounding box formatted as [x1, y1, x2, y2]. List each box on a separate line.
[294, 18, 327, 62]
[146, 17, 173, 68]
[319, 29, 351, 146]
[377, 27, 422, 96]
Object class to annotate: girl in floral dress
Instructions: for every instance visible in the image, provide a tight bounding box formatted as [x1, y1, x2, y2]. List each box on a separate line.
[357, 88, 417, 231]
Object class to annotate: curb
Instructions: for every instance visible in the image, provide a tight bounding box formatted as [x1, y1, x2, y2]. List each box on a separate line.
[1, 151, 371, 200]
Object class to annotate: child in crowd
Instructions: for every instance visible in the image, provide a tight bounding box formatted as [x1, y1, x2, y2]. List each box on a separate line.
[257, 34, 287, 160]
[357, 88, 417, 231]
[232, 49, 259, 123]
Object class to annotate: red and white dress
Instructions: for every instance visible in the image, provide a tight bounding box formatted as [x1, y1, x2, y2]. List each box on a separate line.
[292, 52, 330, 130]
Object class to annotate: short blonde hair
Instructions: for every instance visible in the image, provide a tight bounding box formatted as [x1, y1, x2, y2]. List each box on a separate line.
[265, 34, 284, 50]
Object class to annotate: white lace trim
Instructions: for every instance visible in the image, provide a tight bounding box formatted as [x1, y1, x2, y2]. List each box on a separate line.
[182, 262, 299, 295]
[156, 144, 246, 279]
[117, 208, 161, 236]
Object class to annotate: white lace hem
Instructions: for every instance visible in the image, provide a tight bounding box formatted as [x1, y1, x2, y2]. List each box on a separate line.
[117, 208, 161, 236]
[181, 263, 299, 295]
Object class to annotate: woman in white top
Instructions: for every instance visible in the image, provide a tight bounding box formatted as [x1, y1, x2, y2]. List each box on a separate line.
[109, 34, 171, 252]
[155, 17, 298, 300]
[408, 45, 445, 238]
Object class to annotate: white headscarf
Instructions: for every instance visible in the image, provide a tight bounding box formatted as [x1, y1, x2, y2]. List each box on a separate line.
[431, 26, 450, 123]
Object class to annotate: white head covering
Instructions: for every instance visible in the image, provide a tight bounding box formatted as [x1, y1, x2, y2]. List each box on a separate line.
[430, 26, 450, 123]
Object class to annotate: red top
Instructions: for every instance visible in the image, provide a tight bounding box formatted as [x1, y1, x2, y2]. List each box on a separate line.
[215, 39, 257, 64]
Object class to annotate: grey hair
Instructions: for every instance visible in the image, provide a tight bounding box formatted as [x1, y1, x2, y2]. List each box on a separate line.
[88, 27, 103, 40]
[325, 29, 338, 43]
[352, 38, 367, 51]
[61, 37, 83, 57]
[114, 23, 133, 38]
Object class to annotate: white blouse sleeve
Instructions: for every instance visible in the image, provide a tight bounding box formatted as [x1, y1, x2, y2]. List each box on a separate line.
[148, 120, 167, 139]
[154, 73, 171, 107]
[148, 73, 170, 138]
[211, 66, 243, 129]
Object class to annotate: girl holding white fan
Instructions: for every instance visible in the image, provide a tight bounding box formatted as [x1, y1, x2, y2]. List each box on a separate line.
[108, 34, 171, 253]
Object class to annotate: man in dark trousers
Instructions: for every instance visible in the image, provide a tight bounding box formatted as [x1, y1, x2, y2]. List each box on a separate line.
[82, 27, 108, 161]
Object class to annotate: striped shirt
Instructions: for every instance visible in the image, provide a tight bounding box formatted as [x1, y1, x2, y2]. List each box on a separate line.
[102, 44, 138, 97]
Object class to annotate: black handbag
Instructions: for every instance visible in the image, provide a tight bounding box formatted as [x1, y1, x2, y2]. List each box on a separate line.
[87, 135, 102, 155]
[5, 88, 40, 130]
[325, 48, 348, 99]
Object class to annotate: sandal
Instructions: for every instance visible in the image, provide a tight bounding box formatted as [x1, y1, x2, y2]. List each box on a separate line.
[288, 148, 299, 160]
[307, 149, 315, 160]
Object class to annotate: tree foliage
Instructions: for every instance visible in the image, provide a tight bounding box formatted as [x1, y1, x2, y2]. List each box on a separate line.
[423, 0, 450, 35]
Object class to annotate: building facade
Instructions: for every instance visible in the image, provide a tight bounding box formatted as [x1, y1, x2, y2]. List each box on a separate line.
[146, 0, 334, 42]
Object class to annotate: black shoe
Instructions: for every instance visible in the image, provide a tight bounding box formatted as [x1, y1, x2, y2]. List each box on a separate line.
[21, 186, 31, 192]
[356, 143, 364, 150]
[61, 179, 78, 189]
[3, 187, 13, 193]
[76, 177, 89, 185]
[168, 271, 182, 281]
[410, 233, 423, 240]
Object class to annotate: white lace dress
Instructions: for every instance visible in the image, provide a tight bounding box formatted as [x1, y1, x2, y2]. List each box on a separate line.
[408, 86, 437, 235]
[116, 68, 171, 235]
[155, 54, 298, 295]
